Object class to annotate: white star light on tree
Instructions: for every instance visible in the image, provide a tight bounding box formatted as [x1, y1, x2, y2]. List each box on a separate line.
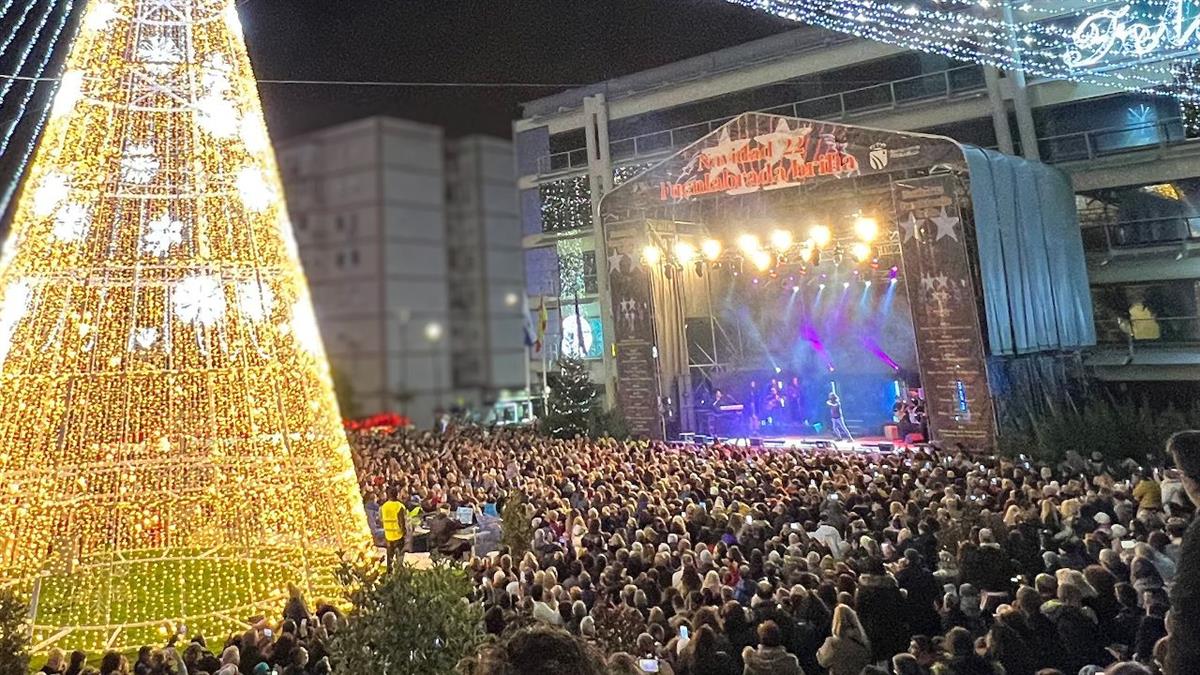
[140, 213, 184, 257]
[290, 299, 324, 355]
[52, 203, 91, 242]
[237, 168, 274, 212]
[51, 71, 85, 119]
[196, 95, 240, 138]
[241, 118, 270, 155]
[138, 35, 183, 76]
[236, 279, 275, 322]
[173, 275, 226, 327]
[121, 144, 160, 184]
[83, 1, 118, 33]
[0, 280, 33, 366]
[33, 172, 69, 217]
[132, 327, 159, 351]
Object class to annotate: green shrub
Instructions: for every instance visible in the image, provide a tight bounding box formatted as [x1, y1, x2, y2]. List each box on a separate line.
[0, 589, 30, 675]
[331, 559, 482, 675]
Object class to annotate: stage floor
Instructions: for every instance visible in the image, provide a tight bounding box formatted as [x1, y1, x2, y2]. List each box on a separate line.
[709, 435, 908, 453]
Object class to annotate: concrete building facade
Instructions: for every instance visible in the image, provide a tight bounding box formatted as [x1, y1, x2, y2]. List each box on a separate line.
[277, 117, 525, 425]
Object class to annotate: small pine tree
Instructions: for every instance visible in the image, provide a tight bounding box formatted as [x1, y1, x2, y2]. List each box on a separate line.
[545, 357, 596, 439]
[0, 589, 30, 675]
[501, 489, 534, 558]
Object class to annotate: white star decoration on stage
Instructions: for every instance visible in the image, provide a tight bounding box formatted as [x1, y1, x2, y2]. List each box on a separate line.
[608, 252, 627, 274]
[899, 213, 921, 242]
[700, 128, 751, 181]
[931, 207, 960, 241]
[141, 214, 184, 257]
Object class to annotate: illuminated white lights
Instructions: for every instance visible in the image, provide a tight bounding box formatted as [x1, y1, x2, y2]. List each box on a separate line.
[854, 216, 879, 242]
[642, 244, 662, 265]
[51, 71, 85, 119]
[140, 214, 184, 257]
[424, 321, 444, 342]
[0, 280, 33, 366]
[83, 1, 118, 32]
[291, 299, 324, 355]
[673, 240, 697, 265]
[701, 239, 723, 261]
[749, 249, 773, 272]
[195, 96, 240, 138]
[809, 224, 832, 248]
[33, 172, 69, 217]
[52, 203, 91, 243]
[736, 233, 761, 254]
[120, 144, 159, 185]
[850, 241, 873, 262]
[236, 279, 276, 322]
[769, 229, 794, 251]
[173, 275, 226, 327]
[237, 168, 274, 212]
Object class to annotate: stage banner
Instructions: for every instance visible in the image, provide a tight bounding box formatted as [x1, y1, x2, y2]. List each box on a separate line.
[607, 238, 664, 439]
[656, 113, 963, 204]
[894, 175, 996, 450]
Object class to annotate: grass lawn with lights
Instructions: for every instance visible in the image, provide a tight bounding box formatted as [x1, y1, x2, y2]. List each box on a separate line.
[28, 548, 331, 653]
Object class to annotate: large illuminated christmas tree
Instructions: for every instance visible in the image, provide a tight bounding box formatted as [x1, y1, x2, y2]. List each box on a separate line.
[0, 0, 372, 652]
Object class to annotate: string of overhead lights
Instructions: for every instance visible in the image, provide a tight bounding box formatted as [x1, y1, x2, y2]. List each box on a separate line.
[727, 0, 1200, 100]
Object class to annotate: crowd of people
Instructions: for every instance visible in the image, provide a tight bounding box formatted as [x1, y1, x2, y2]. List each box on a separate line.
[349, 426, 1199, 675]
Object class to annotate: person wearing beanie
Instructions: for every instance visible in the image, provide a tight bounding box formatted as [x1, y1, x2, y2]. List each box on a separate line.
[1166, 431, 1200, 674]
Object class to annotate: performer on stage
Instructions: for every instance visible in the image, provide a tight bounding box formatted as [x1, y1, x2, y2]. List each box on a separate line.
[827, 392, 854, 442]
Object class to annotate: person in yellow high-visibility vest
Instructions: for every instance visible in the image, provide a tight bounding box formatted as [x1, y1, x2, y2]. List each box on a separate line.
[380, 489, 407, 571]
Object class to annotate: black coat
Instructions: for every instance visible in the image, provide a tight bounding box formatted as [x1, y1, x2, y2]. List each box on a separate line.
[856, 574, 910, 662]
[1168, 516, 1200, 674]
[896, 563, 943, 636]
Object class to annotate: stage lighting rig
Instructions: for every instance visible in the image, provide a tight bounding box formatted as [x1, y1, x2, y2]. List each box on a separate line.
[701, 239, 722, 261]
[770, 229, 794, 252]
[850, 242, 873, 263]
[809, 225, 832, 248]
[673, 241, 698, 265]
[854, 216, 879, 242]
[642, 244, 663, 265]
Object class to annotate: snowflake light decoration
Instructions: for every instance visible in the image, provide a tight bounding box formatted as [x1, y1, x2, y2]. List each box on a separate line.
[140, 214, 184, 257]
[83, 1, 118, 32]
[33, 172, 70, 217]
[237, 168, 274, 212]
[138, 35, 183, 75]
[290, 299, 323, 355]
[121, 144, 159, 185]
[52, 204, 91, 243]
[173, 275, 226, 327]
[51, 71, 85, 120]
[236, 279, 275, 322]
[202, 54, 233, 93]
[0, 280, 33, 366]
[196, 95, 240, 138]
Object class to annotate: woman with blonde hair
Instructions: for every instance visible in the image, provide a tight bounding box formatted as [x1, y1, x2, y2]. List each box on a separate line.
[817, 604, 872, 675]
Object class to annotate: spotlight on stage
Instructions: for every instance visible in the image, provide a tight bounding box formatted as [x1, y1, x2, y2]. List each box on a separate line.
[770, 229, 793, 252]
[642, 244, 662, 265]
[737, 233, 761, 254]
[850, 242, 872, 262]
[701, 238, 722, 261]
[842, 281, 850, 289]
[854, 216, 879, 242]
[673, 241, 697, 265]
[809, 225, 832, 248]
[749, 249, 773, 272]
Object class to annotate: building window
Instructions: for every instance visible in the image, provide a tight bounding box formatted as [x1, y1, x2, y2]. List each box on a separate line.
[350, 249, 360, 266]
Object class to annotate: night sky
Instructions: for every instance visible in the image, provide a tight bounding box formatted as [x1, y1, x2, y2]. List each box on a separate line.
[239, 0, 794, 140]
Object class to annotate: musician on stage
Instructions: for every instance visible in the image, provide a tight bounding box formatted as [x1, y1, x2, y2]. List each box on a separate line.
[827, 392, 854, 442]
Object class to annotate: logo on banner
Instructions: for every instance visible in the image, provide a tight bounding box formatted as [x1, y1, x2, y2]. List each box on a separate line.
[869, 143, 889, 170]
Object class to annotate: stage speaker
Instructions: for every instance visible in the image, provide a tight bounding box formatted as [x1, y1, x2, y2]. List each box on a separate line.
[749, 437, 764, 449]
[813, 440, 834, 450]
[876, 442, 895, 452]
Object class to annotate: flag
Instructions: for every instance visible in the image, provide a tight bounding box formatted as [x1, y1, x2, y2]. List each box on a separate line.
[522, 295, 536, 348]
[537, 300, 549, 352]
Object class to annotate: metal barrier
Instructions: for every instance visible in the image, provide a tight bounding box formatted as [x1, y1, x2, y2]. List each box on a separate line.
[1040, 117, 1190, 163]
[1081, 214, 1200, 253]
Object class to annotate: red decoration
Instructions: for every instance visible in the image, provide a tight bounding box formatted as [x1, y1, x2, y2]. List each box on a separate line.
[343, 412, 411, 432]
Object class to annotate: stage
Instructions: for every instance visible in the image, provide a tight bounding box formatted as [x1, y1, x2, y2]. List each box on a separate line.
[676, 434, 915, 454]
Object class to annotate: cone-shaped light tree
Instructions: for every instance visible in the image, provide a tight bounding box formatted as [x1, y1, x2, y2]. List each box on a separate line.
[0, 0, 372, 652]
